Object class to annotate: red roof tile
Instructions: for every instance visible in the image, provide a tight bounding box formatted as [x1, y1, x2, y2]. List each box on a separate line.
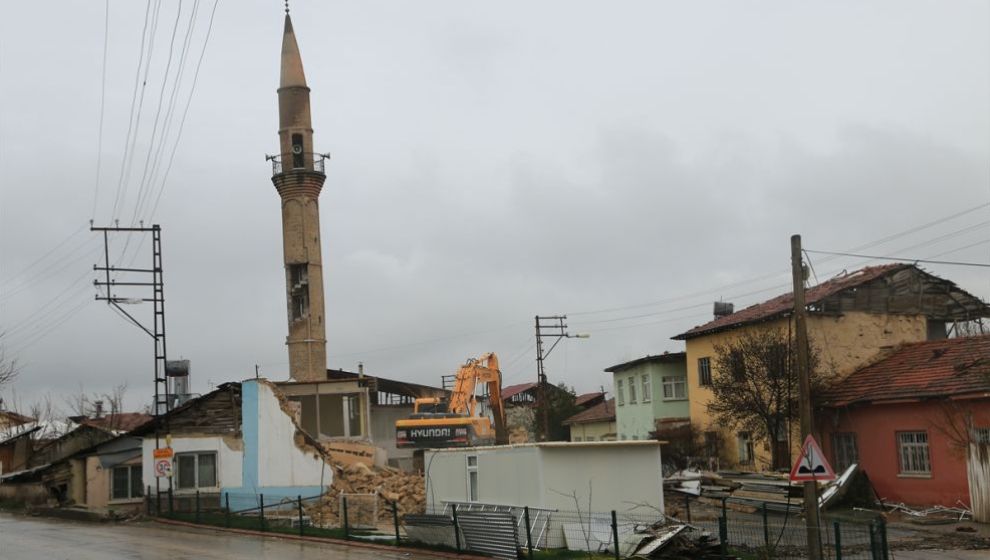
[501, 383, 537, 401]
[563, 399, 616, 425]
[819, 335, 990, 406]
[575, 392, 605, 407]
[77, 413, 153, 433]
[673, 264, 910, 340]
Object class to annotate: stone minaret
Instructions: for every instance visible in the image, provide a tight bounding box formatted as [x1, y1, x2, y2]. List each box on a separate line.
[271, 13, 327, 381]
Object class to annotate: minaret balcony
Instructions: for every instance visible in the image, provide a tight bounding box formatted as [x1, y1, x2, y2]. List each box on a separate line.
[266, 152, 330, 177]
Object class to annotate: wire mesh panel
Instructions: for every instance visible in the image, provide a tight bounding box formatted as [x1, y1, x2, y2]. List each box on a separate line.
[340, 493, 378, 529]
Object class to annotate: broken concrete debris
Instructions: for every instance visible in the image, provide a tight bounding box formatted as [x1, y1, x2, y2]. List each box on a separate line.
[304, 461, 425, 527]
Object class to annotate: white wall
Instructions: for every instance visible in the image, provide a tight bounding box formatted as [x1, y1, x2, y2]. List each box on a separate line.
[142, 435, 242, 494]
[425, 442, 664, 513]
[425, 444, 542, 509]
[540, 444, 664, 512]
[254, 382, 331, 489]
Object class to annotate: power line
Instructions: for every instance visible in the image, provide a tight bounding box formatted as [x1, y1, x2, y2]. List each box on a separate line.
[804, 249, 990, 269]
[133, 0, 201, 225]
[146, 0, 221, 222]
[0, 243, 101, 303]
[567, 202, 990, 320]
[0, 223, 87, 287]
[110, 0, 155, 221]
[91, 0, 111, 222]
[129, 0, 186, 226]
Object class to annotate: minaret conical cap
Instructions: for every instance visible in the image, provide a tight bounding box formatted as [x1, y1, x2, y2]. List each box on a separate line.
[280, 14, 307, 88]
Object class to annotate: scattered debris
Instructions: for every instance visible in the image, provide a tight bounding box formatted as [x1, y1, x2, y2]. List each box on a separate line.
[886, 501, 973, 524]
[630, 520, 723, 559]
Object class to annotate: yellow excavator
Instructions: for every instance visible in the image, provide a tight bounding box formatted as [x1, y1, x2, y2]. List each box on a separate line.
[395, 352, 508, 449]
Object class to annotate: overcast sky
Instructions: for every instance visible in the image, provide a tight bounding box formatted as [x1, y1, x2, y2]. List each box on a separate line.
[1, 1, 988, 414]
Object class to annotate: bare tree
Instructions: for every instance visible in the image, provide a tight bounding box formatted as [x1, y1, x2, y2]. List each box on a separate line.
[705, 328, 824, 469]
[0, 332, 19, 390]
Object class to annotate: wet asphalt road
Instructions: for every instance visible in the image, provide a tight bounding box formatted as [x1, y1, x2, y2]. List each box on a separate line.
[0, 512, 435, 559]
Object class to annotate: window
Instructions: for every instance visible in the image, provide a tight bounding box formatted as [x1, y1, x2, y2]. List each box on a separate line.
[662, 376, 687, 400]
[176, 452, 218, 490]
[832, 432, 859, 471]
[897, 432, 931, 475]
[291, 291, 309, 321]
[641, 375, 652, 403]
[729, 350, 746, 382]
[698, 358, 712, 386]
[974, 427, 990, 444]
[111, 465, 143, 500]
[628, 376, 637, 404]
[467, 456, 478, 502]
[291, 133, 305, 168]
[616, 379, 625, 406]
[737, 432, 754, 464]
[574, 436, 583, 442]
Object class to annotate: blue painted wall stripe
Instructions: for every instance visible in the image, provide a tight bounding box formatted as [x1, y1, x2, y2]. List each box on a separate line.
[242, 380, 260, 492]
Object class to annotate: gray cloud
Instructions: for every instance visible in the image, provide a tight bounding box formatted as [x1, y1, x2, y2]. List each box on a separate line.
[0, 1, 987, 413]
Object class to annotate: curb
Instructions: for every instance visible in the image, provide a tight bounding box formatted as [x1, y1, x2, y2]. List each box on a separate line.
[151, 517, 488, 559]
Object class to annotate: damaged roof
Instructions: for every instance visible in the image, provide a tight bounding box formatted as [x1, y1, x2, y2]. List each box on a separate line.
[819, 334, 990, 407]
[501, 382, 538, 401]
[563, 398, 616, 426]
[325, 368, 447, 398]
[672, 264, 990, 341]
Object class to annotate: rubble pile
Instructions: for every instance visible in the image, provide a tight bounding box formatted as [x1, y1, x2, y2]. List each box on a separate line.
[305, 463, 425, 526]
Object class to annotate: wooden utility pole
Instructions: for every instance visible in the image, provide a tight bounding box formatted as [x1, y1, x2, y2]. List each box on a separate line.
[791, 234, 822, 560]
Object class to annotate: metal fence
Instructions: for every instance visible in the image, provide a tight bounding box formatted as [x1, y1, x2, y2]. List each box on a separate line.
[145, 488, 890, 559]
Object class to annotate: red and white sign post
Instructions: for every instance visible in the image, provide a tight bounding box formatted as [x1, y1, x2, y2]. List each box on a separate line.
[789, 434, 836, 482]
[153, 447, 174, 478]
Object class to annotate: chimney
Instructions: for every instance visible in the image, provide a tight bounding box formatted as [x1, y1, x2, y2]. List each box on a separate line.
[94, 400, 104, 418]
[358, 362, 364, 379]
[714, 301, 734, 319]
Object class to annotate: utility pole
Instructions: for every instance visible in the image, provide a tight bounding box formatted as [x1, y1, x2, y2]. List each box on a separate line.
[92, 224, 172, 506]
[791, 234, 822, 560]
[534, 316, 588, 441]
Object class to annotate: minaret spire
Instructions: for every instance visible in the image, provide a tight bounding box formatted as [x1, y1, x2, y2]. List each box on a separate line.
[270, 11, 328, 382]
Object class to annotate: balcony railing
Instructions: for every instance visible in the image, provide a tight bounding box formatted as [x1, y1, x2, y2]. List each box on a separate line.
[266, 152, 330, 176]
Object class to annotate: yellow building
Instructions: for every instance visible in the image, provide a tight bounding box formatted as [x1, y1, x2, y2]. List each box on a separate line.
[562, 399, 617, 442]
[671, 264, 988, 472]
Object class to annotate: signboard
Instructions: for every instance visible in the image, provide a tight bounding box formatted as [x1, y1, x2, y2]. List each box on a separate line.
[789, 435, 836, 482]
[153, 447, 174, 478]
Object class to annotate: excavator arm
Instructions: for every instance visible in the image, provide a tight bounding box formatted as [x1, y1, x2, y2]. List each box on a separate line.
[396, 352, 508, 449]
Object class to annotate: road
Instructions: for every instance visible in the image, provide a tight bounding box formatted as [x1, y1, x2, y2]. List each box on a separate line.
[0, 512, 438, 559]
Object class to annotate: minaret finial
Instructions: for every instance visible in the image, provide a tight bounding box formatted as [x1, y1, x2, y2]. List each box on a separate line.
[284, 0, 289, 15]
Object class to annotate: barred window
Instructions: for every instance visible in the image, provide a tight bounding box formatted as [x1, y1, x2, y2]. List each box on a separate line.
[974, 427, 990, 444]
[698, 358, 712, 386]
[897, 432, 931, 474]
[111, 465, 143, 500]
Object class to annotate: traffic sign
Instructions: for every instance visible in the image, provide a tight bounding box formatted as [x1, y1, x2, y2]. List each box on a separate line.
[153, 447, 174, 478]
[789, 435, 836, 482]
